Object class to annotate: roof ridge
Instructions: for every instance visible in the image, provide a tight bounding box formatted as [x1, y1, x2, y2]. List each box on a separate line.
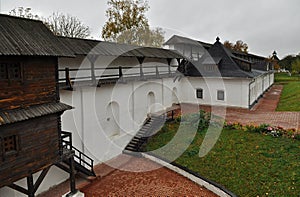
[0, 13, 43, 23]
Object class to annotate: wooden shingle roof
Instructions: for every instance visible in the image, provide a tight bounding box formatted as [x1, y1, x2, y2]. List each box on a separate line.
[58, 36, 185, 59]
[0, 14, 74, 57]
[0, 102, 72, 125]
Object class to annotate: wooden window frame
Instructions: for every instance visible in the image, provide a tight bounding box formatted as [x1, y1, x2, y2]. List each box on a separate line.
[196, 88, 203, 99]
[0, 62, 23, 83]
[217, 90, 225, 101]
[0, 134, 20, 159]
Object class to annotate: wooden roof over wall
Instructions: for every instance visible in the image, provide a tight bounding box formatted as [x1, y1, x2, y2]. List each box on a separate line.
[58, 36, 185, 59]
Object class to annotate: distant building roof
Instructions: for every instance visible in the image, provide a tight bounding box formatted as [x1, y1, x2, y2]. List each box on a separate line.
[0, 14, 74, 57]
[164, 35, 212, 49]
[164, 35, 267, 61]
[184, 38, 268, 78]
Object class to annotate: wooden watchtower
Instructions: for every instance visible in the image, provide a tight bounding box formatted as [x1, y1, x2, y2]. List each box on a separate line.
[0, 14, 94, 197]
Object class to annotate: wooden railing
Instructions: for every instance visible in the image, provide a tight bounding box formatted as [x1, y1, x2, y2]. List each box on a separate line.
[58, 65, 177, 89]
[61, 131, 94, 174]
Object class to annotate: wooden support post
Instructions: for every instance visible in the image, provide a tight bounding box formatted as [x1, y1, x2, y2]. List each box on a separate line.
[67, 155, 77, 197]
[167, 58, 172, 76]
[27, 175, 34, 197]
[65, 67, 73, 90]
[119, 66, 123, 78]
[155, 66, 160, 78]
[65, 67, 69, 86]
[91, 61, 96, 85]
[8, 167, 51, 197]
[87, 55, 98, 86]
[119, 66, 124, 83]
[137, 57, 145, 80]
[139, 64, 144, 79]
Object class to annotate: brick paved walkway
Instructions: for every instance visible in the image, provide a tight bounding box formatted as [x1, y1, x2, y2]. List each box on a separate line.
[180, 85, 300, 130]
[39, 154, 218, 197]
[81, 154, 218, 197]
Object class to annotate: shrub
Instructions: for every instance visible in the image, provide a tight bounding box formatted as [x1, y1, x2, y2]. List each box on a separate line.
[181, 110, 211, 131]
[224, 122, 243, 130]
[226, 122, 299, 140]
[293, 133, 300, 140]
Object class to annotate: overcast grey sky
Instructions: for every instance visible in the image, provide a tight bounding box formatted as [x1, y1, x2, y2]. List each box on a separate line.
[1, 0, 299, 58]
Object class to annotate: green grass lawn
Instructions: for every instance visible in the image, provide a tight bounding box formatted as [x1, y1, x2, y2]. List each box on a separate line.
[275, 73, 300, 111]
[143, 122, 300, 196]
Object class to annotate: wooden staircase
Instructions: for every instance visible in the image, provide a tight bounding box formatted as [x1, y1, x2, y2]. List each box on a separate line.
[56, 131, 96, 178]
[124, 114, 166, 154]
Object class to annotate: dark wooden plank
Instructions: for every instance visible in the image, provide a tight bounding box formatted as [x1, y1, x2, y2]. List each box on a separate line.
[0, 114, 60, 188]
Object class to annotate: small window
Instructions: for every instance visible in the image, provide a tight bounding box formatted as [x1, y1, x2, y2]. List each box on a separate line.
[0, 63, 22, 80]
[2, 135, 18, 155]
[196, 89, 203, 99]
[217, 90, 225, 101]
[0, 63, 8, 79]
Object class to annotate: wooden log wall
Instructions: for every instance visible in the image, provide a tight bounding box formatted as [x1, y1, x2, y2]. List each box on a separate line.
[0, 56, 58, 110]
[0, 114, 60, 188]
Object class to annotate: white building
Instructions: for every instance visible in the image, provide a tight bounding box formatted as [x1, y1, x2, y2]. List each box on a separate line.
[0, 15, 274, 196]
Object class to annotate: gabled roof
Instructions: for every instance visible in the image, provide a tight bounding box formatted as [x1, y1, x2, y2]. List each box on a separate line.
[0, 14, 74, 57]
[184, 38, 264, 78]
[164, 35, 212, 49]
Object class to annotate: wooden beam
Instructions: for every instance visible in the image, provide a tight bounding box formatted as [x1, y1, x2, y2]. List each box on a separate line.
[137, 57, 145, 64]
[33, 167, 51, 193]
[27, 175, 34, 197]
[8, 184, 28, 195]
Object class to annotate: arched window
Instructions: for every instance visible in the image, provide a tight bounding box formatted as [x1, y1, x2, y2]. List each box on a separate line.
[147, 92, 155, 114]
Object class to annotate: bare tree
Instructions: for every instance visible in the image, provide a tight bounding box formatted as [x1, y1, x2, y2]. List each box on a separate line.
[45, 12, 90, 38]
[9, 7, 91, 39]
[9, 7, 39, 19]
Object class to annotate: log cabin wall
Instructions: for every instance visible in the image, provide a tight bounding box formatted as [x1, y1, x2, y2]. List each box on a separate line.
[0, 56, 58, 110]
[0, 114, 60, 188]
